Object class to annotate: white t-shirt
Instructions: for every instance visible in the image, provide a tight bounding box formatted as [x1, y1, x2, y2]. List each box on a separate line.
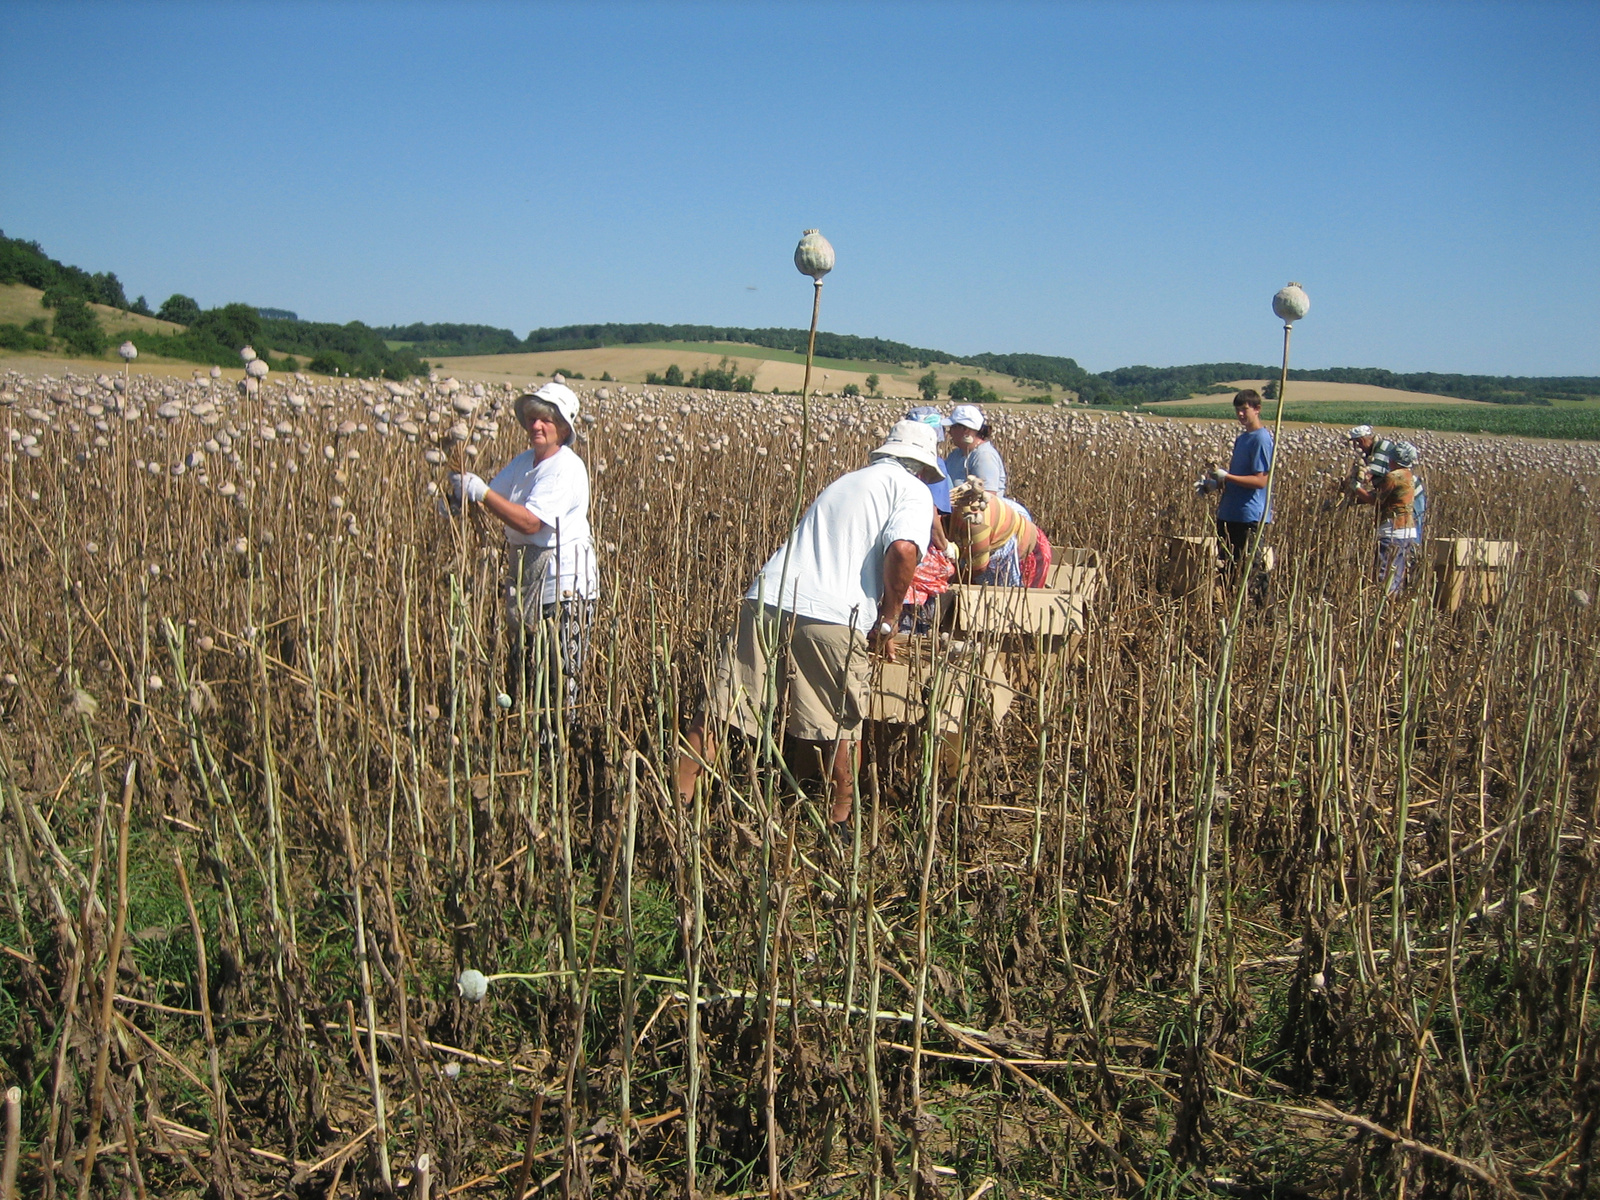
[489, 445, 598, 603]
[747, 458, 934, 633]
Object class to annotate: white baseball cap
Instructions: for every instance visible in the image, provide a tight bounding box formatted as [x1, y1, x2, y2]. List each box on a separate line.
[950, 404, 986, 431]
[516, 381, 581, 445]
[871, 419, 946, 480]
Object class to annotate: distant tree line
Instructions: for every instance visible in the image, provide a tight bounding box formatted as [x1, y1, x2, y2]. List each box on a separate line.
[132, 305, 428, 379]
[377, 322, 527, 357]
[1081, 362, 1600, 407]
[5, 230, 1593, 400]
[378, 320, 955, 369]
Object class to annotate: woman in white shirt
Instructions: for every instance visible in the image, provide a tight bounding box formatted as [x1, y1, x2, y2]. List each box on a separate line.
[450, 381, 597, 711]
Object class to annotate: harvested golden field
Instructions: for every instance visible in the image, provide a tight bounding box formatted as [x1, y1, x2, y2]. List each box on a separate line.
[2, 365, 1598, 1198]
[431, 346, 1048, 402]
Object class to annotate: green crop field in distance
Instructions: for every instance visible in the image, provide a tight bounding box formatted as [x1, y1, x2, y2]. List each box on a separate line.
[1159, 400, 1600, 440]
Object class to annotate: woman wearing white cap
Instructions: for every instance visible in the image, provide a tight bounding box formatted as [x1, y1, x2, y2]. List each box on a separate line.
[450, 380, 598, 711]
[945, 404, 1007, 496]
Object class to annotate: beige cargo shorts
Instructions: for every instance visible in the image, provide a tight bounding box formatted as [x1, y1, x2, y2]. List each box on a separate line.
[709, 600, 871, 743]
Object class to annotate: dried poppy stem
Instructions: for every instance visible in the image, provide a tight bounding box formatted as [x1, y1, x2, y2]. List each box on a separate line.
[173, 848, 236, 1197]
[1, 1086, 20, 1200]
[76, 757, 136, 1200]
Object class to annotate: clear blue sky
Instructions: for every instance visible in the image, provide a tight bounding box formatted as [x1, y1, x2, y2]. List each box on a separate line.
[3, 1, 1596, 375]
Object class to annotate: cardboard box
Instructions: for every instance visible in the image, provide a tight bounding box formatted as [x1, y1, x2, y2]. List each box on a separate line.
[870, 548, 1104, 734]
[1431, 538, 1519, 612]
[1046, 547, 1103, 605]
[869, 638, 1019, 731]
[952, 585, 1086, 639]
[1166, 536, 1219, 600]
[1164, 535, 1273, 606]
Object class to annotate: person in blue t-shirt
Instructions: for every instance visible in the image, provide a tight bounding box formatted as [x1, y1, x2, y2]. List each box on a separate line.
[1207, 389, 1274, 600]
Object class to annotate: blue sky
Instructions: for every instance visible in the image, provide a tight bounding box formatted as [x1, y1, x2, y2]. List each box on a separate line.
[3, 1, 1596, 375]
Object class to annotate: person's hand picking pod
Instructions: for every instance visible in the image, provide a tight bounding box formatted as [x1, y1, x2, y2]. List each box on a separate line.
[449, 471, 488, 503]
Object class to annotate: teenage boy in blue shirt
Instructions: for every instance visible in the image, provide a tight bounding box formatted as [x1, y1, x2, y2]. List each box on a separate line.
[1208, 389, 1273, 601]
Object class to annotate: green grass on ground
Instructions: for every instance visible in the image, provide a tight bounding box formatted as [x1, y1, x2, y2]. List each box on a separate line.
[1158, 400, 1600, 441]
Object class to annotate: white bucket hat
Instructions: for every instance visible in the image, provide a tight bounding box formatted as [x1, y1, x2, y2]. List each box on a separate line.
[1347, 424, 1374, 442]
[950, 403, 986, 431]
[871, 419, 946, 480]
[516, 381, 581, 445]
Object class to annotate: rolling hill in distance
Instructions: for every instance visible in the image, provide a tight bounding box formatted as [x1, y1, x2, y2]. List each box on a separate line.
[5, 229, 1598, 418]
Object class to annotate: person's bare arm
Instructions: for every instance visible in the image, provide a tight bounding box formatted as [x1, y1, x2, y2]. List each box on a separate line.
[1219, 470, 1270, 489]
[478, 488, 545, 536]
[870, 539, 922, 662]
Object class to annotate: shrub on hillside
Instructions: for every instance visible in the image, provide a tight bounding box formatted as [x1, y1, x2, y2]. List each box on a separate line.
[0, 323, 50, 351]
[684, 357, 754, 393]
[50, 298, 107, 355]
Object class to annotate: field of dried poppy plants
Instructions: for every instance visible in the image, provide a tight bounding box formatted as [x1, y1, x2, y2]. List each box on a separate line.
[1, 365, 1598, 1200]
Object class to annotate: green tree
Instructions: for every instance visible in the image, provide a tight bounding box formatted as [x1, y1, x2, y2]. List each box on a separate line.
[664, 363, 684, 386]
[157, 294, 201, 325]
[865, 373, 879, 395]
[842, 383, 860, 398]
[130, 295, 152, 316]
[191, 303, 261, 352]
[917, 371, 939, 402]
[948, 376, 1001, 405]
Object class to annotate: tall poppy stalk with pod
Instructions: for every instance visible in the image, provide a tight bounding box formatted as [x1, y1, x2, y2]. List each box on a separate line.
[1176, 281, 1311, 1159]
[1259, 282, 1309, 564]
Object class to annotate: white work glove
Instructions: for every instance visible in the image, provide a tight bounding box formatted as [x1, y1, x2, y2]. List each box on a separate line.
[945, 542, 960, 561]
[449, 472, 488, 503]
[1210, 466, 1229, 484]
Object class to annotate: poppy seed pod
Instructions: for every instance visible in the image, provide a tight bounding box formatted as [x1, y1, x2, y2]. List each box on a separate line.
[1272, 282, 1310, 324]
[794, 229, 835, 280]
[118, 342, 137, 362]
[457, 969, 489, 1002]
[240, 346, 257, 363]
[246, 359, 269, 379]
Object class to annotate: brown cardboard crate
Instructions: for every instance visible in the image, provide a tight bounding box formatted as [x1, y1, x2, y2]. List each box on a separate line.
[1431, 538, 1519, 612]
[1433, 537, 1520, 570]
[951, 585, 1086, 639]
[1164, 535, 1273, 606]
[1166, 536, 1218, 599]
[868, 637, 1018, 730]
[1046, 546, 1102, 604]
